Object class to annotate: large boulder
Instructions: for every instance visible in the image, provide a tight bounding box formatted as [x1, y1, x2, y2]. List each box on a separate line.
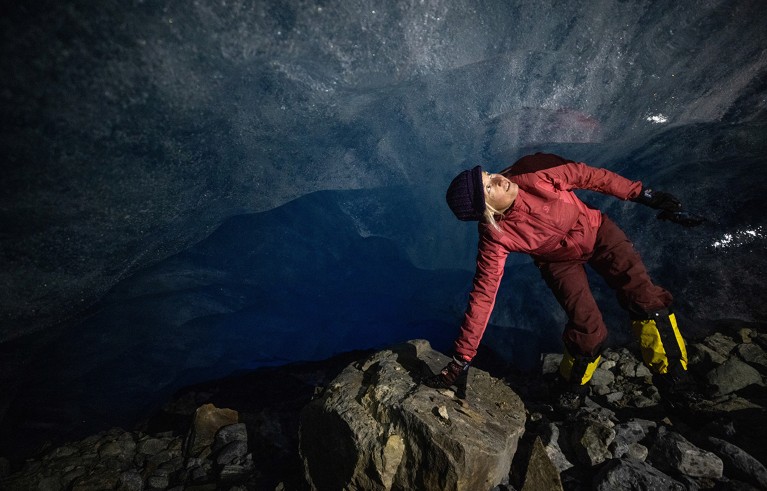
[183, 403, 239, 459]
[299, 340, 526, 491]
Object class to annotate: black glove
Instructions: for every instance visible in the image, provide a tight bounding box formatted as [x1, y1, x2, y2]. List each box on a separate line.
[422, 356, 470, 389]
[656, 210, 706, 227]
[631, 187, 682, 212]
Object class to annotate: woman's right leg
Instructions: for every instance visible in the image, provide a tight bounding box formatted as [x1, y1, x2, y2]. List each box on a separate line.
[536, 259, 605, 386]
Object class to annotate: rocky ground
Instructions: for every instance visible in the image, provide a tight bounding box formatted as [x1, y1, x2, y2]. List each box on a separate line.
[504, 322, 767, 490]
[1, 322, 766, 490]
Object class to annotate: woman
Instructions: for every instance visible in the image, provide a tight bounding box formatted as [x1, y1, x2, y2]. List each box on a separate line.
[425, 152, 703, 409]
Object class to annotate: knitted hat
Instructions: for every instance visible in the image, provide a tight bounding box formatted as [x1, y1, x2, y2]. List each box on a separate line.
[446, 165, 485, 221]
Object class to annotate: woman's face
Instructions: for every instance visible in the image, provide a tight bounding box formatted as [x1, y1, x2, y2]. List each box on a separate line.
[482, 171, 518, 213]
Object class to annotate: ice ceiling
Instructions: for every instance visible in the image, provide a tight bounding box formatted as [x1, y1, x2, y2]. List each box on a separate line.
[1, 0, 766, 454]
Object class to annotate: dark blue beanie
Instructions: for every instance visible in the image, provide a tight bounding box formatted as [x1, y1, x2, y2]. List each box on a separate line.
[446, 165, 485, 221]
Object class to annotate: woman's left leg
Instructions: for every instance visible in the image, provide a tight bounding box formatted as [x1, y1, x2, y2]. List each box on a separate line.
[589, 215, 688, 376]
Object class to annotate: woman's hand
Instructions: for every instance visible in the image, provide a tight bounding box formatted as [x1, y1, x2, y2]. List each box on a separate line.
[631, 187, 682, 212]
[632, 187, 705, 227]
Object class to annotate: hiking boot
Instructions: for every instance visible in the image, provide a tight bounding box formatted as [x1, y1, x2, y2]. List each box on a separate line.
[555, 383, 590, 412]
[654, 364, 704, 412]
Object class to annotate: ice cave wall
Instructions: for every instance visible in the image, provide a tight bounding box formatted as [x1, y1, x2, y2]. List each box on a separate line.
[1, 0, 766, 345]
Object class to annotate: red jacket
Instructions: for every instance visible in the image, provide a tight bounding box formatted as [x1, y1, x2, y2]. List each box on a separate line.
[454, 153, 643, 361]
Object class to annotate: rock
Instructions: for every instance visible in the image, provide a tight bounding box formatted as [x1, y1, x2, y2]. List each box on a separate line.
[634, 364, 652, 378]
[71, 467, 122, 491]
[116, 469, 144, 491]
[184, 403, 239, 458]
[593, 458, 685, 490]
[626, 443, 648, 461]
[706, 436, 767, 488]
[147, 468, 171, 489]
[628, 386, 654, 407]
[612, 421, 648, 447]
[539, 422, 573, 473]
[705, 357, 763, 397]
[736, 328, 756, 343]
[590, 368, 615, 387]
[609, 421, 650, 461]
[541, 353, 563, 375]
[601, 353, 617, 364]
[46, 445, 78, 460]
[521, 437, 563, 491]
[609, 441, 630, 459]
[689, 342, 729, 366]
[148, 444, 174, 462]
[703, 333, 738, 358]
[100, 435, 137, 465]
[215, 440, 248, 466]
[137, 436, 168, 456]
[299, 340, 526, 491]
[628, 392, 657, 408]
[213, 423, 248, 452]
[62, 467, 87, 488]
[618, 360, 637, 378]
[605, 391, 623, 404]
[571, 419, 615, 466]
[699, 395, 763, 414]
[578, 399, 616, 425]
[219, 459, 255, 482]
[649, 430, 724, 479]
[592, 384, 611, 396]
[736, 343, 767, 372]
[632, 418, 658, 435]
[99, 441, 123, 458]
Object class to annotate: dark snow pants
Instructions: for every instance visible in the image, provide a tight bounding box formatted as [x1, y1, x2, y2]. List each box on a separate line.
[536, 215, 673, 357]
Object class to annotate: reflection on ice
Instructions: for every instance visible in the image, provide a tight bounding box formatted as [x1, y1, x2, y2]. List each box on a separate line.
[711, 226, 765, 249]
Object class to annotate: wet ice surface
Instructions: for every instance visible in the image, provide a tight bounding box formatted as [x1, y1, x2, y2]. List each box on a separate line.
[1, 0, 766, 460]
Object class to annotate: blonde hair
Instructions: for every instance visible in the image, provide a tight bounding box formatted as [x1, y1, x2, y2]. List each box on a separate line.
[483, 203, 503, 231]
